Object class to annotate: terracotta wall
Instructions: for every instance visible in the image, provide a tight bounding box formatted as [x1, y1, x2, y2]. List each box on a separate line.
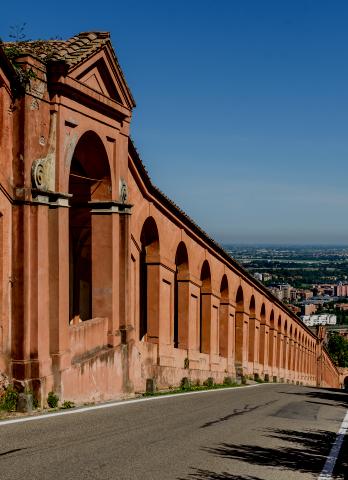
[0, 44, 340, 404]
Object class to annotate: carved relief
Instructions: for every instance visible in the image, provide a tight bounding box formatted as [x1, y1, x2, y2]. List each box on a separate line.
[31, 111, 57, 192]
[119, 178, 128, 203]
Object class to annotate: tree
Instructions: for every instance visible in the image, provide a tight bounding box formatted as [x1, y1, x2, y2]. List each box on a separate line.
[327, 332, 348, 367]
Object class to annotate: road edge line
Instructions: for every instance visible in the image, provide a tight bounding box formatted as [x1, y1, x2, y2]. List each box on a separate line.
[0, 383, 267, 426]
[318, 409, 348, 479]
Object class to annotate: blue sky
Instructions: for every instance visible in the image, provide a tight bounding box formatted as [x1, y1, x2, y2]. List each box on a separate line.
[1, 1, 348, 244]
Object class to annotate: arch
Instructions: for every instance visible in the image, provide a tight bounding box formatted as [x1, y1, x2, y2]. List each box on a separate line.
[201, 260, 212, 291]
[69, 131, 112, 201]
[219, 274, 230, 357]
[140, 217, 160, 256]
[288, 324, 294, 372]
[283, 320, 288, 371]
[259, 302, 268, 374]
[276, 315, 282, 374]
[220, 274, 229, 301]
[173, 241, 189, 348]
[236, 286, 244, 311]
[69, 131, 112, 323]
[235, 285, 248, 374]
[200, 260, 212, 353]
[260, 303, 266, 323]
[249, 295, 256, 318]
[268, 310, 276, 373]
[248, 295, 257, 366]
[344, 377, 348, 390]
[139, 217, 160, 340]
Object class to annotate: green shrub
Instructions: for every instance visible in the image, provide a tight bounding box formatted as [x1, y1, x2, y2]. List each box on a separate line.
[0, 385, 18, 411]
[61, 400, 75, 409]
[47, 391, 59, 408]
[203, 377, 214, 388]
[180, 377, 191, 391]
[223, 376, 234, 386]
[24, 388, 39, 409]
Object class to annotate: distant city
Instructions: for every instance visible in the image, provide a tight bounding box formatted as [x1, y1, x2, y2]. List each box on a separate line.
[226, 245, 348, 331]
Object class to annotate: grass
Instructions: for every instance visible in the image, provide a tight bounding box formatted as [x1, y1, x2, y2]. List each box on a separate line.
[142, 380, 241, 397]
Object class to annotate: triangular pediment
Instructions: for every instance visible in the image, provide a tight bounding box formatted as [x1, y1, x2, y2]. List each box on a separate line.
[76, 59, 123, 103]
[69, 44, 135, 110]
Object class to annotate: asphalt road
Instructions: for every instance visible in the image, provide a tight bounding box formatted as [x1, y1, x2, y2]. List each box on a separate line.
[0, 383, 347, 480]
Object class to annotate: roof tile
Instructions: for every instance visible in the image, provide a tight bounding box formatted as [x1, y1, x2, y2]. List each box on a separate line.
[3, 32, 111, 67]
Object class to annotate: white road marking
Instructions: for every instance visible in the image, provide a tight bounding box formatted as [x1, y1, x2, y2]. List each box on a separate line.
[0, 383, 264, 427]
[318, 409, 348, 479]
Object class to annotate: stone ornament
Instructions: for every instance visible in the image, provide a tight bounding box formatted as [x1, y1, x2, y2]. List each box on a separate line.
[32, 158, 48, 191]
[32, 159, 46, 190]
[31, 155, 55, 192]
[119, 178, 128, 203]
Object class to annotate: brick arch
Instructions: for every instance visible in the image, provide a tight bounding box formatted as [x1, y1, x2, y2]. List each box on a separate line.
[63, 129, 114, 194]
[139, 216, 160, 341]
[248, 294, 258, 369]
[173, 241, 189, 349]
[68, 130, 112, 324]
[249, 295, 256, 318]
[219, 273, 231, 359]
[199, 259, 212, 353]
[268, 309, 277, 376]
[220, 274, 229, 301]
[236, 285, 244, 311]
[275, 315, 283, 375]
[175, 241, 189, 276]
[235, 285, 249, 375]
[260, 303, 266, 323]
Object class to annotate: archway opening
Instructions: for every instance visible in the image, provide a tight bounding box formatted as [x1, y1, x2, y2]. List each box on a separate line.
[268, 310, 275, 369]
[219, 274, 229, 357]
[174, 242, 189, 348]
[69, 131, 111, 323]
[200, 260, 211, 353]
[139, 217, 159, 341]
[248, 295, 256, 364]
[235, 286, 245, 370]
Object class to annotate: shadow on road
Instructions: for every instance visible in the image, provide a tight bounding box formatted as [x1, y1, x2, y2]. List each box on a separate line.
[178, 427, 335, 479]
[204, 428, 335, 475]
[179, 387, 347, 480]
[279, 387, 348, 409]
[178, 469, 261, 480]
[200, 401, 276, 429]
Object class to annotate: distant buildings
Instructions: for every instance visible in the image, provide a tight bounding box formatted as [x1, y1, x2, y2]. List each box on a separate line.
[336, 282, 348, 297]
[303, 303, 317, 316]
[335, 303, 348, 311]
[268, 284, 292, 302]
[301, 314, 337, 327]
[253, 272, 263, 282]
